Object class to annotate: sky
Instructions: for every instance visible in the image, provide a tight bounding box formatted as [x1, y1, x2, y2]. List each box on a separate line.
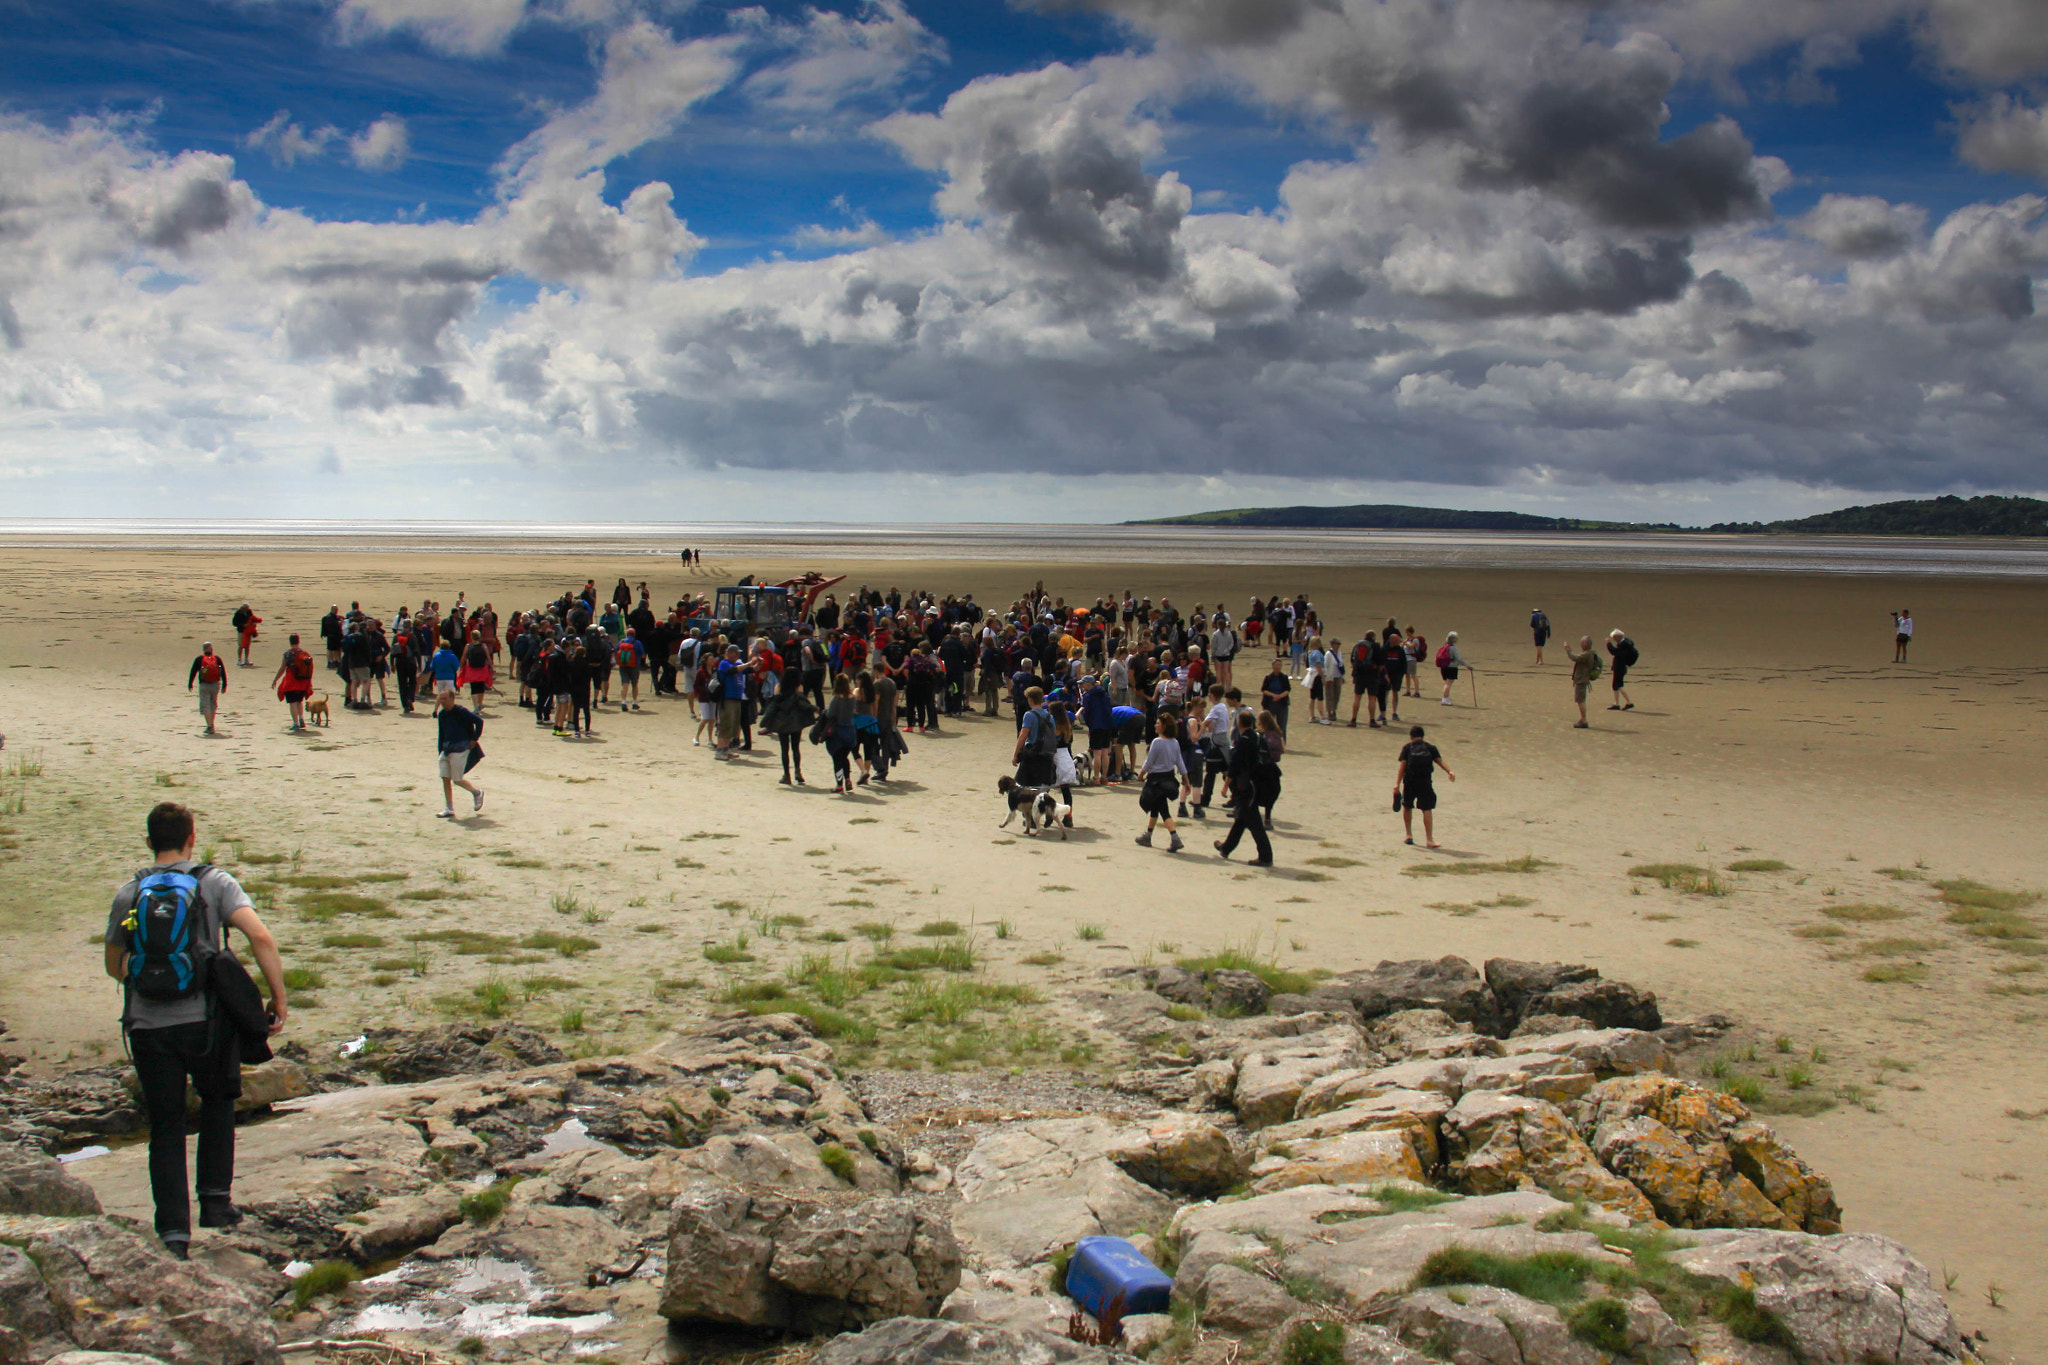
[1, 0, 2046, 525]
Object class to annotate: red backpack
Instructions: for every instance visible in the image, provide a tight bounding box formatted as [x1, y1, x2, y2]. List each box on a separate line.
[198, 654, 225, 683]
[287, 649, 315, 682]
[1434, 644, 1453, 669]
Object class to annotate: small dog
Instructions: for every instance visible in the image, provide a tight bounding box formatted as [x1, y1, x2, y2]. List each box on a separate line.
[997, 775, 1070, 839]
[305, 692, 331, 727]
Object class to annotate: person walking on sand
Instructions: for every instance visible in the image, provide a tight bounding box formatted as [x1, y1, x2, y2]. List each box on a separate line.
[105, 802, 288, 1260]
[434, 695, 484, 818]
[1437, 631, 1468, 705]
[1605, 629, 1638, 710]
[1213, 709, 1274, 866]
[1134, 712, 1188, 853]
[1394, 724, 1455, 848]
[1565, 635, 1601, 728]
[187, 643, 226, 735]
[1530, 608, 1550, 665]
[272, 634, 316, 731]
[1892, 608, 1913, 662]
[231, 605, 260, 667]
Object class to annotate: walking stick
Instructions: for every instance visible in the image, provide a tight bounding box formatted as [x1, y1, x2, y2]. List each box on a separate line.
[1470, 669, 1479, 709]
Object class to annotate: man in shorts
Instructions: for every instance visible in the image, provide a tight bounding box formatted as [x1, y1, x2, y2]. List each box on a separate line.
[1110, 702, 1148, 784]
[714, 644, 753, 759]
[1394, 724, 1455, 849]
[270, 634, 316, 731]
[187, 643, 226, 735]
[430, 637, 462, 708]
[615, 628, 644, 711]
[1565, 635, 1600, 728]
[1605, 629, 1637, 711]
[435, 697, 484, 818]
[320, 605, 344, 671]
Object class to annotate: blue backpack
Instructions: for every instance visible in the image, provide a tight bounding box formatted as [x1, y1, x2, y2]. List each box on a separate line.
[122, 866, 216, 1002]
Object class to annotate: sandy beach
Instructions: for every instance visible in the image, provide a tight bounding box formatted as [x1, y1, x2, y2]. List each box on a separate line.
[0, 539, 2043, 1360]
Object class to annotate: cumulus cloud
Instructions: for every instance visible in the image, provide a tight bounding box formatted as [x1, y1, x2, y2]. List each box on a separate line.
[1958, 94, 2048, 183]
[349, 116, 412, 171]
[333, 0, 531, 57]
[245, 111, 338, 166]
[1796, 194, 1927, 258]
[740, 0, 944, 117]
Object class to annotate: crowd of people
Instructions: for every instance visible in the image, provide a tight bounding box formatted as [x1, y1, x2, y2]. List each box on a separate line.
[203, 574, 1678, 859]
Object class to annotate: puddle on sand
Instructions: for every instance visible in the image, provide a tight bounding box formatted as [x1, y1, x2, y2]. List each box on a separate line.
[57, 1146, 109, 1164]
[352, 1256, 614, 1342]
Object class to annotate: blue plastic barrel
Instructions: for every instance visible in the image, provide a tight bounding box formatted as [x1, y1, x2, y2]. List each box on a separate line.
[1063, 1235, 1173, 1320]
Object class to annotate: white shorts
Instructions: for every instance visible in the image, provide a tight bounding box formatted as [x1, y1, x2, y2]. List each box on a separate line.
[699, 701, 717, 722]
[437, 750, 469, 781]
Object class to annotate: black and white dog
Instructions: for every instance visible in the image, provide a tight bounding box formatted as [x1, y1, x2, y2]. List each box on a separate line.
[997, 775, 1071, 838]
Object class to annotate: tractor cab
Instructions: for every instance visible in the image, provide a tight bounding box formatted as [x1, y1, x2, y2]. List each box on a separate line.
[713, 584, 795, 639]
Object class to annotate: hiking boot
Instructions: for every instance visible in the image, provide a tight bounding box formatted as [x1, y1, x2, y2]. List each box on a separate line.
[1177, 802, 1190, 818]
[1167, 833, 1185, 854]
[161, 1235, 190, 1260]
[1134, 831, 1153, 848]
[199, 1197, 242, 1229]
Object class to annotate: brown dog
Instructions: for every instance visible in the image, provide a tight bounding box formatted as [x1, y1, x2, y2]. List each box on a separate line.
[306, 692, 331, 727]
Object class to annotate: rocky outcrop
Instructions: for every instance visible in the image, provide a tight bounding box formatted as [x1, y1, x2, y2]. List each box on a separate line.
[357, 1023, 568, 1083]
[810, 1316, 1130, 1364]
[1311, 957, 1501, 1031]
[1442, 1091, 1656, 1221]
[1582, 1074, 1841, 1233]
[660, 1180, 961, 1333]
[0, 1214, 280, 1365]
[1102, 1113, 1245, 1198]
[0, 1145, 101, 1217]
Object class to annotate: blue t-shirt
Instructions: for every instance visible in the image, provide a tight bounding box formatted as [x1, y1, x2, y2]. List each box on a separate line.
[431, 647, 461, 683]
[1109, 705, 1145, 729]
[717, 658, 748, 701]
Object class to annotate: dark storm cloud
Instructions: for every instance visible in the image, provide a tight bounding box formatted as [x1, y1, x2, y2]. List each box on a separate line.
[333, 365, 466, 411]
[284, 285, 482, 363]
[137, 174, 236, 252]
[1034, 0, 1332, 47]
[978, 125, 1186, 278]
[1427, 237, 1695, 316]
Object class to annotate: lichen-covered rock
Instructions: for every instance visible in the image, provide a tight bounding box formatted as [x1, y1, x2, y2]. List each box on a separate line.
[1441, 1092, 1655, 1221]
[1504, 1028, 1672, 1076]
[1592, 1116, 1790, 1231]
[1388, 1286, 1608, 1365]
[1454, 1052, 1597, 1104]
[1581, 1075, 1840, 1232]
[1103, 1113, 1245, 1197]
[0, 1215, 280, 1365]
[1231, 1025, 1368, 1129]
[1294, 1059, 1468, 1116]
[357, 1023, 567, 1083]
[1671, 1230, 1976, 1365]
[1191, 1262, 1300, 1331]
[660, 1181, 961, 1332]
[1264, 1087, 1452, 1170]
[1249, 1129, 1425, 1193]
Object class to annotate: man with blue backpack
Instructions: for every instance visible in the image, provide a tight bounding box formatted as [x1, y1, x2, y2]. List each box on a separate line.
[103, 802, 288, 1260]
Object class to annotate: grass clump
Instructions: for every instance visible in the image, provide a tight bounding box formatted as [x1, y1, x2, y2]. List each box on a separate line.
[1370, 1184, 1459, 1214]
[914, 919, 962, 937]
[1305, 856, 1362, 869]
[557, 1007, 586, 1033]
[1822, 903, 1908, 922]
[818, 1143, 857, 1184]
[291, 1259, 360, 1310]
[411, 929, 513, 955]
[279, 873, 356, 889]
[871, 942, 976, 972]
[298, 891, 396, 921]
[1725, 859, 1790, 873]
[1863, 962, 1930, 984]
[1021, 951, 1064, 966]
[897, 979, 1038, 1025]
[1859, 937, 1938, 956]
[703, 940, 755, 964]
[1403, 854, 1551, 877]
[1414, 1246, 1600, 1307]
[1164, 1002, 1206, 1022]
[1938, 880, 2043, 952]
[1793, 924, 1849, 940]
[1629, 863, 1730, 895]
[520, 931, 598, 959]
[1074, 923, 1106, 941]
[458, 1177, 520, 1224]
[1280, 1321, 1346, 1365]
[853, 921, 894, 943]
[1176, 945, 1315, 997]
[321, 932, 385, 949]
[1565, 1296, 1632, 1352]
[281, 966, 327, 991]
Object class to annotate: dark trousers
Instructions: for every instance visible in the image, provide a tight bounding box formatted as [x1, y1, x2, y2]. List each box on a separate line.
[1199, 750, 1224, 807]
[396, 667, 417, 713]
[778, 732, 804, 779]
[130, 1020, 238, 1240]
[1218, 799, 1273, 862]
[803, 673, 826, 709]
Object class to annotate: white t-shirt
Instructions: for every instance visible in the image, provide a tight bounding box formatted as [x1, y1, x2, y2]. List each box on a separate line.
[1897, 615, 1914, 637]
[1206, 702, 1232, 743]
[1322, 649, 1342, 680]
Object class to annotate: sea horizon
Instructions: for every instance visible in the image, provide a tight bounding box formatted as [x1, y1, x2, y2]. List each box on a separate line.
[2, 518, 2045, 577]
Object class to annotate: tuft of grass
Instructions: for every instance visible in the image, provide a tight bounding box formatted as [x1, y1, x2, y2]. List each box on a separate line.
[473, 975, 513, 1018]
[1938, 879, 2042, 913]
[1371, 1184, 1459, 1214]
[1021, 951, 1064, 966]
[896, 978, 1037, 1025]
[1413, 1246, 1599, 1307]
[1280, 1321, 1346, 1365]
[818, 1143, 857, 1184]
[1074, 923, 1106, 941]
[1720, 1073, 1767, 1104]
[291, 1260, 361, 1311]
[1565, 1297, 1632, 1352]
[1726, 859, 1790, 873]
[1794, 924, 1850, 940]
[703, 938, 755, 964]
[1859, 936, 1938, 957]
[298, 891, 396, 921]
[1938, 880, 2043, 952]
[1629, 863, 1730, 895]
[853, 921, 895, 943]
[871, 941, 977, 972]
[1164, 1002, 1205, 1022]
[520, 931, 599, 959]
[557, 1007, 586, 1033]
[321, 932, 385, 949]
[1822, 903, 1908, 922]
[1305, 856, 1362, 868]
[1176, 945, 1315, 997]
[280, 873, 358, 890]
[1876, 866, 1924, 881]
[1402, 854, 1551, 877]
[914, 919, 963, 937]
[458, 1177, 520, 1224]
[281, 966, 327, 991]
[1863, 963, 1930, 984]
